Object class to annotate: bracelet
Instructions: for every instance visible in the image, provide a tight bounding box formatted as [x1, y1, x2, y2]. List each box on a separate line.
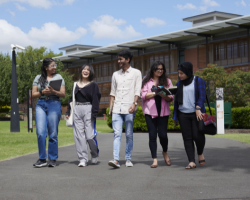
[195, 107, 201, 110]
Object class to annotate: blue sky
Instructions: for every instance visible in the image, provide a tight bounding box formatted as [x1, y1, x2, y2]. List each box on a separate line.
[0, 0, 250, 55]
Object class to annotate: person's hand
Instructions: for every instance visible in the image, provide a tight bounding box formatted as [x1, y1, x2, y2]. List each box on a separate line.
[128, 104, 136, 113]
[196, 110, 204, 121]
[42, 87, 51, 95]
[48, 86, 56, 94]
[174, 121, 179, 128]
[65, 115, 69, 119]
[158, 92, 172, 102]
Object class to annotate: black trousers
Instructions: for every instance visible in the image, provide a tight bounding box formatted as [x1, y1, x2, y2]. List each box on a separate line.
[145, 114, 169, 159]
[178, 111, 205, 163]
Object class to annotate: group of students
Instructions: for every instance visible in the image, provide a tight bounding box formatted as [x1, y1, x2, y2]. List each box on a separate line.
[32, 50, 206, 170]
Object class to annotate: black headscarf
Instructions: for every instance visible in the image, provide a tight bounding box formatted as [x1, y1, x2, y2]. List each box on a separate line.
[176, 62, 194, 105]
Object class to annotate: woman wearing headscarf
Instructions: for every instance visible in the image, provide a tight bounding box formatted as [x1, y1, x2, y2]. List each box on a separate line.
[173, 62, 206, 169]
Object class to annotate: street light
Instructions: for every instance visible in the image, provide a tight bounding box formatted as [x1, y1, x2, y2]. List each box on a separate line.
[10, 44, 25, 132]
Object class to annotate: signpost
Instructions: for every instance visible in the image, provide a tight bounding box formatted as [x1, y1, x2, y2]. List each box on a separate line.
[10, 48, 20, 132]
[216, 88, 225, 134]
[27, 89, 33, 132]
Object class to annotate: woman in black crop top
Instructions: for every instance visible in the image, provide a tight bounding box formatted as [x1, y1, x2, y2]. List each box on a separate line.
[66, 64, 101, 167]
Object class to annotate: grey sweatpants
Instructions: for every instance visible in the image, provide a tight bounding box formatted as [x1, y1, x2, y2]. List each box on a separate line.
[73, 104, 99, 163]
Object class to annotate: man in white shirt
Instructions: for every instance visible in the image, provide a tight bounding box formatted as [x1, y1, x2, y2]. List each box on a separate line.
[108, 50, 142, 168]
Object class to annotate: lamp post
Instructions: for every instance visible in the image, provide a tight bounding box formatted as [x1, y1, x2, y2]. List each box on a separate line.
[10, 44, 25, 132]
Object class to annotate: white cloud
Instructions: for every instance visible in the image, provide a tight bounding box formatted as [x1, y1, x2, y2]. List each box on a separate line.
[176, 3, 197, 10]
[0, 19, 87, 52]
[28, 22, 87, 43]
[202, 0, 220, 7]
[15, 3, 27, 11]
[176, 0, 219, 12]
[140, 17, 166, 27]
[241, 0, 247, 6]
[88, 15, 141, 40]
[0, 0, 75, 9]
[7, 9, 15, 16]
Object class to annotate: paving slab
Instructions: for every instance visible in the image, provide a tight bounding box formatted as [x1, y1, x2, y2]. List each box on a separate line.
[0, 133, 250, 200]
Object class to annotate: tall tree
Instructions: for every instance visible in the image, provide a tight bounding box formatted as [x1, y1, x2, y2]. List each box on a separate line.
[0, 53, 12, 107]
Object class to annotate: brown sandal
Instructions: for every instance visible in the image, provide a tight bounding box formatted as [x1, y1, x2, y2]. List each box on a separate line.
[162, 152, 171, 166]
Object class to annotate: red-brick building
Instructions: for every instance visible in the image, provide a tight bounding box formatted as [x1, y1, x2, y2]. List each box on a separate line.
[55, 11, 250, 113]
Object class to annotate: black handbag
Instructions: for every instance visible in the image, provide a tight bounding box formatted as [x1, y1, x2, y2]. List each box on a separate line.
[196, 77, 217, 135]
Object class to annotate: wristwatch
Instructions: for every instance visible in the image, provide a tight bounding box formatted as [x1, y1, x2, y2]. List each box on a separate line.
[195, 107, 201, 110]
[133, 102, 138, 106]
[152, 92, 156, 95]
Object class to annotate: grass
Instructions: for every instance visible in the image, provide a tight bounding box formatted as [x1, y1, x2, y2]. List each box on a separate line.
[209, 134, 250, 146]
[0, 120, 112, 161]
[0, 120, 249, 161]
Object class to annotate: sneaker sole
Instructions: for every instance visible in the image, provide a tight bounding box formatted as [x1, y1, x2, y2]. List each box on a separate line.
[108, 162, 120, 168]
[34, 163, 47, 168]
[48, 164, 56, 167]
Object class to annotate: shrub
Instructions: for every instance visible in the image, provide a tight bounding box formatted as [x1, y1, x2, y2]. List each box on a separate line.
[106, 106, 215, 132]
[0, 105, 11, 113]
[231, 107, 250, 129]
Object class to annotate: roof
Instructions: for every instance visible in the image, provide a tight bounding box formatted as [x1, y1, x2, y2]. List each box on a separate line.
[59, 44, 101, 51]
[183, 11, 242, 22]
[54, 13, 250, 62]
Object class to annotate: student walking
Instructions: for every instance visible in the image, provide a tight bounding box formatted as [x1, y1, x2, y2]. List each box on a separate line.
[66, 64, 101, 167]
[32, 58, 65, 168]
[141, 61, 174, 168]
[173, 62, 206, 169]
[108, 50, 142, 168]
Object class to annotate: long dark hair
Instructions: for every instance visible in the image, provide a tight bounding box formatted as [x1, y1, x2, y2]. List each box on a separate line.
[38, 58, 55, 89]
[79, 64, 94, 82]
[142, 61, 169, 88]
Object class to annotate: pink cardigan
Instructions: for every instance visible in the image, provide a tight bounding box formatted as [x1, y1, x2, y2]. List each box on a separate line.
[141, 78, 173, 118]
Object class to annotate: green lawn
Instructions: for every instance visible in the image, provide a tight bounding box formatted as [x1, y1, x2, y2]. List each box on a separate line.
[209, 134, 250, 146]
[0, 120, 112, 161]
[0, 120, 249, 161]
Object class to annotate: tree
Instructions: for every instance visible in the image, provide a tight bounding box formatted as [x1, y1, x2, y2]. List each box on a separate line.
[16, 46, 73, 106]
[0, 46, 73, 108]
[0, 53, 12, 107]
[195, 64, 250, 107]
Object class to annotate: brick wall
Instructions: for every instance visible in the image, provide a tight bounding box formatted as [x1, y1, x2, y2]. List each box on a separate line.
[185, 48, 198, 72]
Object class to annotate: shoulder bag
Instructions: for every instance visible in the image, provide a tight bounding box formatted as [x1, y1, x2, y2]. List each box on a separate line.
[196, 76, 217, 135]
[66, 82, 77, 127]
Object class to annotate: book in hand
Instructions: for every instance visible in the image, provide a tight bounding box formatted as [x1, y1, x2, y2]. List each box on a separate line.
[49, 79, 62, 91]
[151, 85, 178, 95]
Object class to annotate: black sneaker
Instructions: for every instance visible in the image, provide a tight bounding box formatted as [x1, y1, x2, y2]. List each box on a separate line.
[48, 160, 56, 167]
[33, 159, 47, 168]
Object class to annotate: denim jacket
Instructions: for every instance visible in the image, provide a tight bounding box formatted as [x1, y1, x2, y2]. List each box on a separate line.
[173, 76, 206, 122]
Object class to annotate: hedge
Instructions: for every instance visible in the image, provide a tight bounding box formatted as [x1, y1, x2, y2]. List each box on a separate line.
[231, 107, 250, 129]
[106, 106, 215, 132]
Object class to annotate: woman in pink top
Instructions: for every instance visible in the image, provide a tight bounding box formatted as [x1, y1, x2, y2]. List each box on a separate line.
[141, 61, 174, 168]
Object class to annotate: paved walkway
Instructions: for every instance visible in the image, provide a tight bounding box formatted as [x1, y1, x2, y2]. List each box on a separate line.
[0, 133, 250, 200]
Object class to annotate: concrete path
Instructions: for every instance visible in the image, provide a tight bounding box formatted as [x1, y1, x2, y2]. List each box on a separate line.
[0, 133, 250, 200]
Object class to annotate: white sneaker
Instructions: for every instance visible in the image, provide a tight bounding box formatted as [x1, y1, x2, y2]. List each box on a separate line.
[78, 161, 87, 167]
[125, 160, 133, 167]
[91, 157, 98, 164]
[108, 159, 120, 168]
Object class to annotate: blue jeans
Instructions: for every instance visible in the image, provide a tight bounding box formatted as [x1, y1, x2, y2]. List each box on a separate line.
[35, 99, 61, 160]
[112, 112, 136, 161]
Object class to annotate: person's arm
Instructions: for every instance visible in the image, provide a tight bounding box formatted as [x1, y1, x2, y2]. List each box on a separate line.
[196, 77, 206, 121]
[91, 83, 101, 120]
[109, 74, 116, 115]
[173, 82, 179, 125]
[129, 71, 142, 113]
[32, 86, 51, 98]
[48, 85, 65, 97]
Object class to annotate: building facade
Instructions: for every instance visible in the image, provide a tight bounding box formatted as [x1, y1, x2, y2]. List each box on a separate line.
[55, 11, 250, 114]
